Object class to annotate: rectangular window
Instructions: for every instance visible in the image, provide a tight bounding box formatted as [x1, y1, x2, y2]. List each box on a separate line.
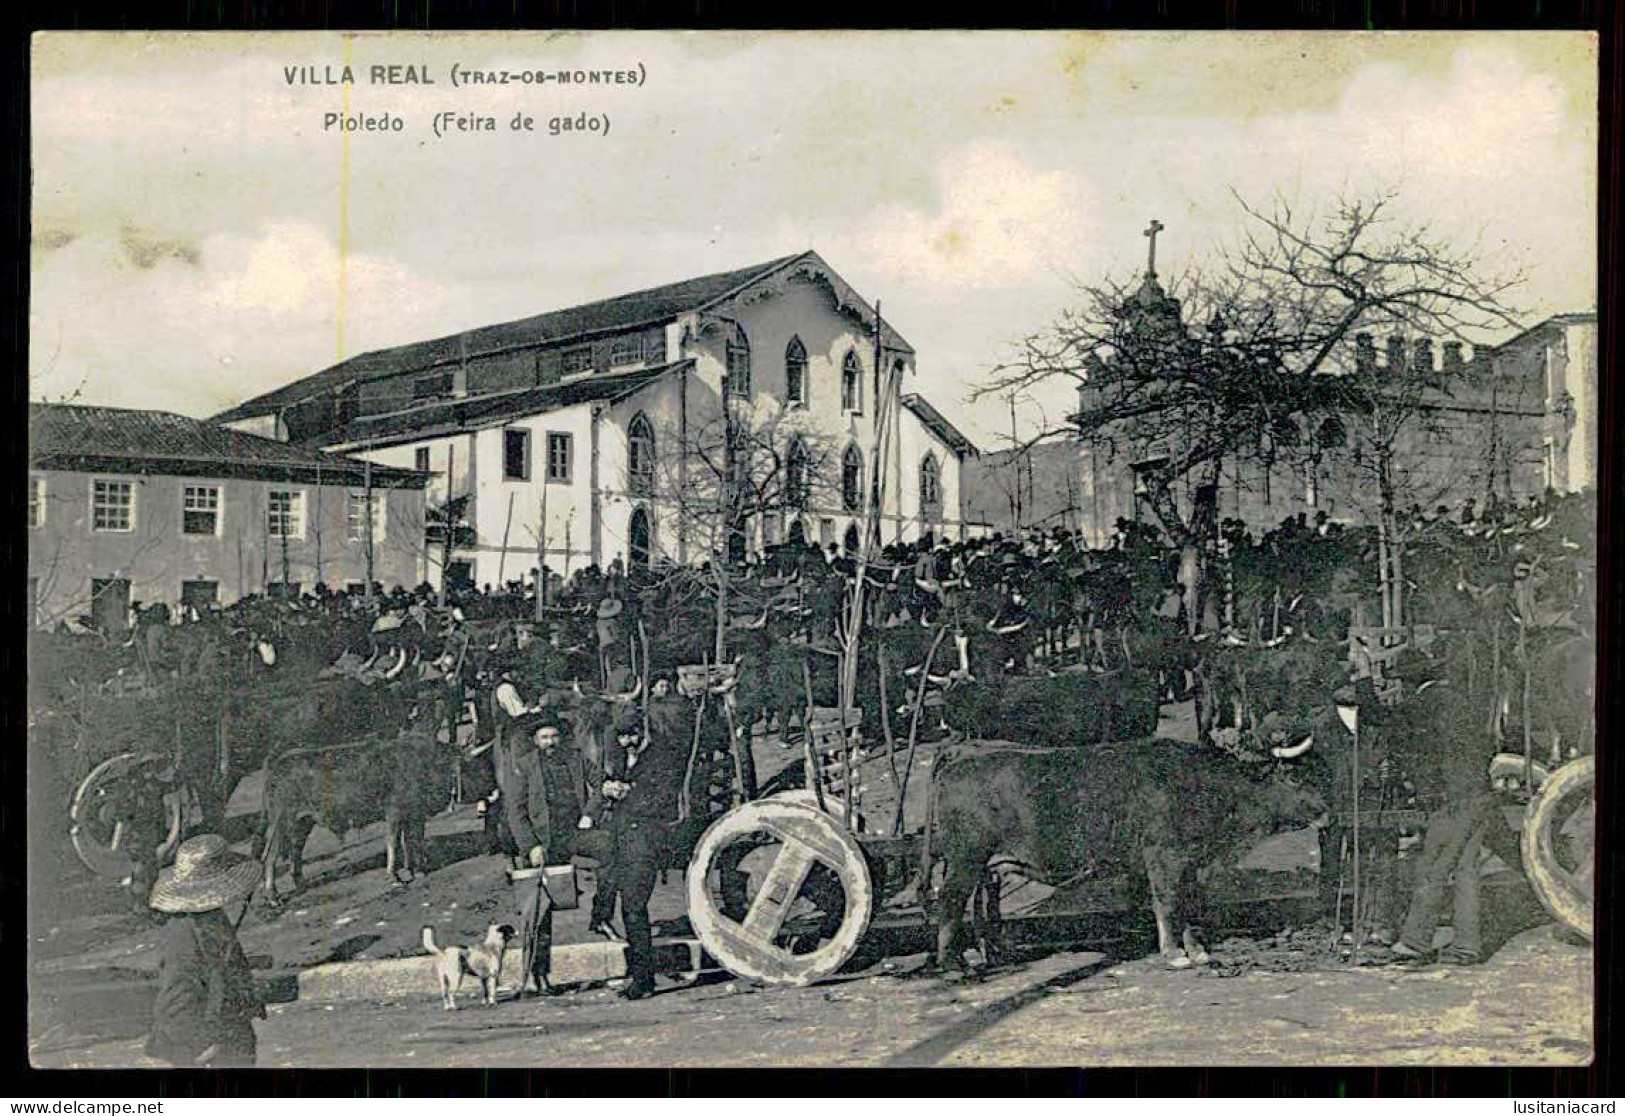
[610, 334, 644, 368]
[180, 580, 219, 610]
[268, 581, 302, 602]
[547, 432, 573, 483]
[414, 447, 431, 473]
[28, 476, 45, 529]
[561, 347, 593, 376]
[644, 332, 666, 365]
[413, 371, 453, 401]
[268, 489, 305, 539]
[181, 484, 222, 536]
[347, 490, 387, 543]
[504, 428, 531, 481]
[91, 478, 135, 533]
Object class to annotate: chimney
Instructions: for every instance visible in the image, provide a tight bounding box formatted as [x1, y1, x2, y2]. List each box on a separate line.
[1442, 341, 1464, 374]
[1355, 333, 1376, 374]
[1414, 338, 1434, 375]
[1386, 335, 1406, 374]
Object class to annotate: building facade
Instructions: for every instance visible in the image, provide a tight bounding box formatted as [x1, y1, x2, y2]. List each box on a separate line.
[28, 405, 428, 629]
[964, 311, 1597, 546]
[214, 253, 977, 591]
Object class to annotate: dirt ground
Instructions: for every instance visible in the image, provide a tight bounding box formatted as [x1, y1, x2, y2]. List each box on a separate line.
[32, 923, 1591, 1069]
[27, 703, 1593, 1068]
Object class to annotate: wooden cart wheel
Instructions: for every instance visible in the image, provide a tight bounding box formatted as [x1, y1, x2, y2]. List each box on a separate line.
[686, 797, 873, 986]
[1521, 754, 1593, 942]
[69, 752, 184, 883]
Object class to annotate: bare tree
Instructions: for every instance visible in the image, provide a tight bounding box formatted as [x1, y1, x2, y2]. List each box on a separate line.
[976, 190, 1524, 630]
[652, 402, 840, 660]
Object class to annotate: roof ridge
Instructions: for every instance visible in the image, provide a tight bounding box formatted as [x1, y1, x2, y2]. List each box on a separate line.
[210, 253, 809, 423]
[345, 253, 806, 365]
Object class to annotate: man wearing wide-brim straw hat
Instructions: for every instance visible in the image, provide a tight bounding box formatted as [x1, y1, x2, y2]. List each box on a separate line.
[145, 835, 266, 1067]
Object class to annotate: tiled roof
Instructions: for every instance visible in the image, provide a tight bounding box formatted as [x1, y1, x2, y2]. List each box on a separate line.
[901, 393, 978, 457]
[331, 361, 690, 449]
[211, 254, 808, 424]
[29, 404, 427, 487]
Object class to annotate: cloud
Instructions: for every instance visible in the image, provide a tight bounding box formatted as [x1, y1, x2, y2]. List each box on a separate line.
[26, 31, 1596, 448]
[30, 219, 467, 415]
[120, 224, 201, 269]
[841, 142, 1091, 292]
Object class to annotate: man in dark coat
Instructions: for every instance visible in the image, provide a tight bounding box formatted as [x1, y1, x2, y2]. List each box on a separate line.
[598, 707, 689, 999]
[506, 710, 588, 996]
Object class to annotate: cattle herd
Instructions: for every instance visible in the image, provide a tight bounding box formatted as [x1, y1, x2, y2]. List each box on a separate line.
[28, 488, 1596, 981]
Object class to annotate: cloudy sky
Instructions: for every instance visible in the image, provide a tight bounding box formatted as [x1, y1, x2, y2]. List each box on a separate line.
[31, 31, 1596, 447]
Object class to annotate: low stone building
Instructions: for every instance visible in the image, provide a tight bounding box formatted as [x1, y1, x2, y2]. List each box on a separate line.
[27, 404, 428, 629]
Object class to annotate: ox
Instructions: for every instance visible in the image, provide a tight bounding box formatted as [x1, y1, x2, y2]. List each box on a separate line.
[256, 687, 454, 901]
[924, 738, 1327, 970]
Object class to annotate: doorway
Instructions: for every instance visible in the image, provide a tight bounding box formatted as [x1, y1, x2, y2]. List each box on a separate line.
[90, 577, 131, 636]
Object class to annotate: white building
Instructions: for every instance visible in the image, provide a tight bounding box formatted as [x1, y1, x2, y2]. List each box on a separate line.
[214, 252, 976, 590]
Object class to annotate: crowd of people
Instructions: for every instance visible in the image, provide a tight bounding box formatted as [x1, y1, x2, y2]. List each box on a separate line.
[28, 488, 1595, 1066]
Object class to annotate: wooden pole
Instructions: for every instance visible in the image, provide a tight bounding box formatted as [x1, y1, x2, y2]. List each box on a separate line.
[891, 625, 947, 836]
[363, 458, 375, 599]
[1350, 713, 1362, 963]
[876, 640, 900, 792]
[802, 658, 827, 815]
[496, 491, 515, 591]
[314, 458, 324, 589]
[438, 443, 457, 608]
[535, 481, 550, 622]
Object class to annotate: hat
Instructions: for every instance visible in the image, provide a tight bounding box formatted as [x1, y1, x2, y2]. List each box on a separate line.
[149, 835, 259, 913]
[597, 597, 624, 620]
[513, 708, 565, 737]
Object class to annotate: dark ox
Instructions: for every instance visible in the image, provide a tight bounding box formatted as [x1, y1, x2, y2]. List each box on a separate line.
[257, 687, 454, 901]
[923, 739, 1327, 969]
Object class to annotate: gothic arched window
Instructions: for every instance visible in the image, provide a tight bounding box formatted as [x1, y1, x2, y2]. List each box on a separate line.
[785, 437, 810, 509]
[920, 453, 942, 517]
[628, 412, 655, 496]
[841, 351, 862, 413]
[785, 336, 807, 406]
[841, 444, 864, 512]
[727, 327, 752, 397]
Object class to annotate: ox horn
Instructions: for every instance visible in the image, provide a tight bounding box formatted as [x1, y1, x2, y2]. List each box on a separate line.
[383, 647, 408, 680]
[602, 677, 644, 705]
[1271, 735, 1314, 759]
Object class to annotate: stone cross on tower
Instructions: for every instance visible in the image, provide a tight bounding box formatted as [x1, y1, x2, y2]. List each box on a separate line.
[1143, 218, 1165, 276]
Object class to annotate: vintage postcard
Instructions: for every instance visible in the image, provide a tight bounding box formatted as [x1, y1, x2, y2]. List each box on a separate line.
[26, 30, 1597, 1070]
